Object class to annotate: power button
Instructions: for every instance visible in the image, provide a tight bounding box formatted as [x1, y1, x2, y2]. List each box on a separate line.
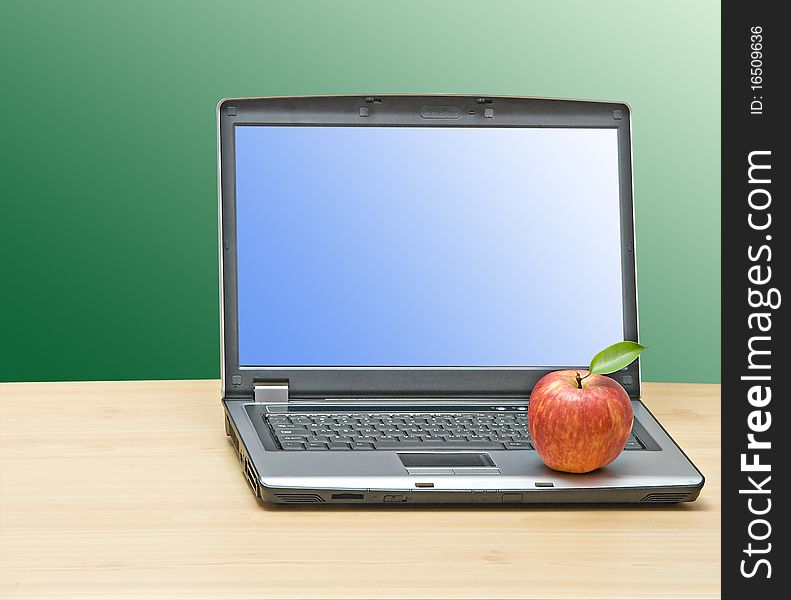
[383, 494, 408, 503]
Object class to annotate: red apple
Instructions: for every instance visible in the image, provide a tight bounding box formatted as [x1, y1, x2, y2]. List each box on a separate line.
[528, 369, 634, 473]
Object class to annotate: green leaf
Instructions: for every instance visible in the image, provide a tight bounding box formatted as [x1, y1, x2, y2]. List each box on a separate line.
[588, 341, 648, 375]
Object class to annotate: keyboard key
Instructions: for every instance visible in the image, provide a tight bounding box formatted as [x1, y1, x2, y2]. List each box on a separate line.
[271, 423, 309, 431]
[300, 436, 330, 444]
[328, 442, 351, 450]
[373, 440, 505, 450]
[455, 440, 505, 449]
[274, 429, 310, 436]
[505, 441, 533, 449]
[352, 442, 374, 450]
[415, 439, 454, 447]
[326, 436, 353, 444]
[306, 442, 328, 450]
[373, 441, 412, 450]
[281, 442, 305, 450]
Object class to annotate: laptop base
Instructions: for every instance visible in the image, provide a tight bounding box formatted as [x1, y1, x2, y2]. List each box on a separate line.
[224, 399, 705, 506]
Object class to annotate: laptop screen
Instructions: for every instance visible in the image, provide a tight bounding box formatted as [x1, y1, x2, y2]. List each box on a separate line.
[234, 125, 624, 367]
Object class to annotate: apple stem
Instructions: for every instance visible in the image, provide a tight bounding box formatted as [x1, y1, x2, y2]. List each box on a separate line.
[575, 372, 583, 389]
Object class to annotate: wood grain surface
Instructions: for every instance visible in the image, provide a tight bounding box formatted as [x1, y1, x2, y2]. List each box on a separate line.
[0, 380, 720, 599]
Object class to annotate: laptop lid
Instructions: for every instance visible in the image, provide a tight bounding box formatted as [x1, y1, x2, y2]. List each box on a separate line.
[218, 95, 639, 399]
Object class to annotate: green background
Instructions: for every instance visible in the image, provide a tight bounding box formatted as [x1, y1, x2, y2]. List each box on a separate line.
[1, 0, 720, 383]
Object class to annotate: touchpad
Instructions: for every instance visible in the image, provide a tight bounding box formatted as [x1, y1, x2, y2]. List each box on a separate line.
[398, 453, 496, 468]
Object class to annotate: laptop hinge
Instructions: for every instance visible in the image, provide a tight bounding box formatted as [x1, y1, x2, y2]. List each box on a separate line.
[254, 382, 290, 403]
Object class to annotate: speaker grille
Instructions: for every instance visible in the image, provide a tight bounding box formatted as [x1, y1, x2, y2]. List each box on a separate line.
[275, 493, 325, 503]
[641, 492, 690, 503]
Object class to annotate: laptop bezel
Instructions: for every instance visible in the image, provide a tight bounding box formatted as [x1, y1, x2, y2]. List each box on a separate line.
[218, 95, 640, 399]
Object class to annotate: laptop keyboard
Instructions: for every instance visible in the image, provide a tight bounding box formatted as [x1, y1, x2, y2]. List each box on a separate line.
[266, 412, 644, 451]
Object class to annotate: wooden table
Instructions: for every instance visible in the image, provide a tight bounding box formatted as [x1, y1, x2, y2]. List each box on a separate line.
[0, 381, 720, 599]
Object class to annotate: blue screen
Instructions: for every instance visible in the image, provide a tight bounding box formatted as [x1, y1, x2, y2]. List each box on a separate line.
[235, 126, 624, 366]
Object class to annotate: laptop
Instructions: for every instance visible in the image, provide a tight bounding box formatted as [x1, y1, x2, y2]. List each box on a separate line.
[218, 95, 705, 505]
